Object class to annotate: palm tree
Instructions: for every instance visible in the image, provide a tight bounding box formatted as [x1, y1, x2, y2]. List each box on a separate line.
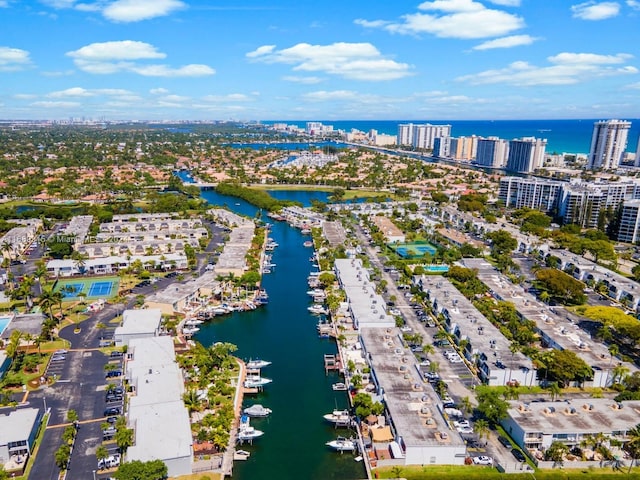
[95, 444, 109, 464]
[474, 419, 489, 441]
[547, 381, 561, 401]
[607, 344, 620, 386]
[625, 423, 640, 473]
[182, 389, 202, 413]
[460, 396, 474, 416]
[38, 288, 58, 325]
[611, 365, 630, 386]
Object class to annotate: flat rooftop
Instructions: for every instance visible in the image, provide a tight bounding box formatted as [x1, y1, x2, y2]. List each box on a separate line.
[507, 398, 640, 435]
[460, 258, 635, 372]
[335, 258, 395, 328]
[146, 271, 218, 306]
[1, 313, 44, 340]
[417, 275, 533, 371]
[116, 309, 161, 336]
[360, 328, 466, 448]
[0, 408, 40, 445]
[127, 400, 192, 462]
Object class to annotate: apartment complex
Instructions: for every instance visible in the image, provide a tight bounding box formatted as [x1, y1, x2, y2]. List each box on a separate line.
[475, 137, 509, 168]
[505, 137, 547, 173]
[587, 119, 631, 170]
[397, 123, 451, 150]
[499, 176, 640, 231]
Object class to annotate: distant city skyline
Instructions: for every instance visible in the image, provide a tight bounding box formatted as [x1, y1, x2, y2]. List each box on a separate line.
[1, 0, 640, 120]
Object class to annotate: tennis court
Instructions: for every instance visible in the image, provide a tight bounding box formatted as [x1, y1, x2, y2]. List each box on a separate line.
[55, 276, 120, 300]
[390, 242, 438, 259]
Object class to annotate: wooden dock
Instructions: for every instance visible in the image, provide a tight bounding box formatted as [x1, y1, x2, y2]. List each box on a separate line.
[324, 354, 342, 374]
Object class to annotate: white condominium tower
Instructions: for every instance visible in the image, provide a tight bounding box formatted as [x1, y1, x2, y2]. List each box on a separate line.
[397, 123, 451, 149]
[505, 137, 547, 173]
[587, 119, 631, 170]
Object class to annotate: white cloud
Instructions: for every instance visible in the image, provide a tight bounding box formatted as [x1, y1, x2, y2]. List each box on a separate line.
[456, 51, 637, 86]
[625, 81, 640, 89]
[47, 87, 135, 97]
[150, 87, 169, 95]
[0, 1, 8, 7]
[472, 34, 538, 50]
[40, 0, 185, 22]
[67, 41, 214, 77]
[571, 2, 621, 20]
[31, 100, 81, 108]
[202, 94, 252, 102]
[282, 75, 323, 84]
[129, 64, 215, 77]
[487, 0, 521, 5]
[628, 1, 640, 9]
[246, 42, 412, 81]
[67, 40, 166, 61]
[41, 70, 75, 77]
[357, 0, 525, 39]
[102, 0, 185, 22]
[0, 46, 32, 71]
[13, 94, 37, 100]
[302, 90, 360, 101]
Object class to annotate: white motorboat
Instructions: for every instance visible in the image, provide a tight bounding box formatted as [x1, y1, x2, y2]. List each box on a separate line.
[303, 241, 313, 248]
[234, 449, 251, 460]
[308, 305, 328, 315]
[332, 383, 348, 391]
[246, 359, 272, 369]
[238, 416, 264, 442]
[243, 404, 272, 417]
[184, 319, 204, 326]
[182, 326, 200, 335]
[307, 289, 325, 296]
[243, 375, 273, 388]
[326, 437, 357, 452]
[323, 409, 351, 425]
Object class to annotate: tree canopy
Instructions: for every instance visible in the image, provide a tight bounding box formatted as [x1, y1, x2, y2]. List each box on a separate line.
[534, 268, 586, 305]
[115, 460, 168, 480]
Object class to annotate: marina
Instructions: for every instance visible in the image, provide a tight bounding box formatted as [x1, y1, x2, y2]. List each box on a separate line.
[194, 187, 364, 480]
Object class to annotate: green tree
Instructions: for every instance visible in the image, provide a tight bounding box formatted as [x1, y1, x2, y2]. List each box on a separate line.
[114, 460, 168, 480]
[476, 389, 509, 426]
[544, 441, 569, 466]
[534, 268, 586, 305]
[474, 418, 490, 441]
[486, 229, 517, 257]
[54, 443, 71, 470]
[96, 444, 109, 463]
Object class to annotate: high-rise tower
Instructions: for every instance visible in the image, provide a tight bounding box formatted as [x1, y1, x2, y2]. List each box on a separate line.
[587, 119, 631, 170]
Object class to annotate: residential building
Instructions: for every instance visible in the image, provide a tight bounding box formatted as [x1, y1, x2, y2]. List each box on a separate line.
[46, 253, 187, 277]
[498, 177, 563, 212]
[412, 124, 452, 150]
[114, 309, 162, 346]
[506, 137, 547, 173]
[415, 275, 536, 386]
[144, 271, 219, 315]
[0, 219, 42, 259]
[334, 258, 395, 329]
[557, 183, 605, 229]
[618, 199, 640, 243]
[62, 215, 93, 247]
[371, 216, 405, 244]
[502, 398, 640, 456]
[0, 408, 43, 464]
[125, 336, 192, 477]
[475, 137, 509, 168]
[432, 136, 450, 158]
[449, 136, 477, 161]
[397, 123, 414, 146]
[587, 119, 631, 170]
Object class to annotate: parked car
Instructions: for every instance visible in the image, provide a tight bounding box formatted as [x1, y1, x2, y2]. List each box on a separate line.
[511, 448, 526, 462]
[103, 407, 121, 416]
[105, 370, 122, 378]
[498, 436, 512, 448]
[472, 456, 493, 465]
[109, 351, 123, 358]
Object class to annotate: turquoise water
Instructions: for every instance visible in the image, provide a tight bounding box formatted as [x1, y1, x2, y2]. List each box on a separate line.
[0, 316, 11, 336]
[194, 191, 366, 480]
[425, 265, 449, 273]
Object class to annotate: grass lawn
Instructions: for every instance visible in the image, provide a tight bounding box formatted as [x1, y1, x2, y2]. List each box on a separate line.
[374, 465, 640, 479]
[173, 472, 222, 480]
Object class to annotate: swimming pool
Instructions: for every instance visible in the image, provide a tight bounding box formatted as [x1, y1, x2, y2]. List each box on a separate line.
[425, 264, 449, 273]
[0, 315, 12, 336]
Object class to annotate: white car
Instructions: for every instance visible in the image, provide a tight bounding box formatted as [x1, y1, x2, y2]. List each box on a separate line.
[457, 426, 474, 434]
[454, 420, 470, 429]
[449, 356, 464, 363]
[400, 325, 412, 332]
[472, 456, 493, 465]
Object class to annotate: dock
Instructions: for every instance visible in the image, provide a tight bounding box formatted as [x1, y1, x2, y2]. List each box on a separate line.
[324, 354, 342, 374]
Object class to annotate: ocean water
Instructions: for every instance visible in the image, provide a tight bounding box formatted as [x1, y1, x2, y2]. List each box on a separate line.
[266, 119, 640, 155]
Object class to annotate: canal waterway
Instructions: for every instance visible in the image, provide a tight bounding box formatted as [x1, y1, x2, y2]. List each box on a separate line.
[194, 186, 367, 480]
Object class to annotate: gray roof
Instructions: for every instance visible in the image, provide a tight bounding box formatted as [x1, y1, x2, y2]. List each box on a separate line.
[335, 258, 395, 328]
[0, 408, 40, 445]
[115, 309, 161, 337]
[0, 313, 44, 340]
[506, 398, 640, 435]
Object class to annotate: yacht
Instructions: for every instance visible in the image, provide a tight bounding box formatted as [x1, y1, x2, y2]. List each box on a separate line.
[308, 305, 328, 315]
[243, 404, 272, 417]
[303, 240, 313, 248]
[243, 375, 273, 388]
[182, 326, 200, 335]
[238, 416, 264, 442]
[323, 409, 352, 425]
[332, 382, 348, 391]
[234, 450, 251, 460]
[246, 359, 272, 369]
[326, 437, 357, 452]
[184, 318, 204, 326]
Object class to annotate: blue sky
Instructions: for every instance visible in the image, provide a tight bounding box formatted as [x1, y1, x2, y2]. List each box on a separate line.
[1, 0, 640, 120]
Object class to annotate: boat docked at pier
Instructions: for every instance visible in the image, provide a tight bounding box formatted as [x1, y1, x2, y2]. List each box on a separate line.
[332, 382, 348, 391]
[243, 375, 273, 389]
[238, 415, 264, 443]
[246, 359, 271, 370]
[303, 240, 313, 248]
[243, 404, 272, 418]
[323, 409, 352, 426]
[308, 304, 328, 315]
[326, 436, 357, 452]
